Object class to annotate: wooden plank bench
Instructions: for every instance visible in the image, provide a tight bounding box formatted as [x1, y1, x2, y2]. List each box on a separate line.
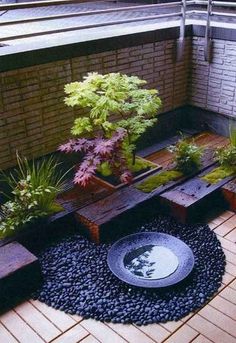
[0, 131, 228, 245]
[75, 146, 224, 243]
[0, 242, 41, 306]
[159, 165, 235, 223]
[222, 179, 236, 212]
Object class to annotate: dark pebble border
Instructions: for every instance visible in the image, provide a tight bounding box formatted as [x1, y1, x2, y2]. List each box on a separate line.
[33, 215, 225, 325]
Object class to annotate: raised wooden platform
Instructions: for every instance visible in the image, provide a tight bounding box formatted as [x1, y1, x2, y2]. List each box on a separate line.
[159, 165, 235, 223]
[75, 132, 229, 242]
[0, 131, 230, 246]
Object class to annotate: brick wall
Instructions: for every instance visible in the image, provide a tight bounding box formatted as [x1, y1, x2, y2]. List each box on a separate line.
[189, 37, 236, 117]
[0, 38, 191, 170]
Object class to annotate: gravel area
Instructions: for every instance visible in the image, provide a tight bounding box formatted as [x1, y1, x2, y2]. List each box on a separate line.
[33, 215, 225, 325]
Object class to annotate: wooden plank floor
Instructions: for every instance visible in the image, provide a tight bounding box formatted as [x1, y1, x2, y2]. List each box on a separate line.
[0, 210, 235, 343]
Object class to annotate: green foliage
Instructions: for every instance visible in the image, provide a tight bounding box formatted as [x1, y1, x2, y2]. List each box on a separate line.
[136, 170, 183, 193]
[98, 156, 156, 177]
[229, 122, 236, 147]
[204, 123, 236, 185]
[127, 157, 156, 173]
[215, 145, 236, 169]
[214, 122, 236, 171]
[168, 138, 203, 175]
[64, 72, 161, 151]
[201, 166, 234, 185]
[0, 154, 67, 238]
[62, 72, 162, 186]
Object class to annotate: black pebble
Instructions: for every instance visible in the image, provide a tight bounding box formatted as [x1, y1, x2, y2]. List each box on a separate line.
[33, 215, 225, 325]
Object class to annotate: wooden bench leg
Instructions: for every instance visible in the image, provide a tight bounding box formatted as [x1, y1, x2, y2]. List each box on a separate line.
[75, 213, 100, 244]
[222, 181, 236, 212]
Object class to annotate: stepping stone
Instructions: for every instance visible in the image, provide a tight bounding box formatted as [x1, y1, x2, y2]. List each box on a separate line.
[222, 179, 236, 212]
[159, 166, 234, 223]
[0, 242, 41, 305]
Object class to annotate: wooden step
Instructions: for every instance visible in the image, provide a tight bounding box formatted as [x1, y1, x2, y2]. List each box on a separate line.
[222, 179, 236, 212]
[159, 166, 235, 223]
[0, 242, 41, 306]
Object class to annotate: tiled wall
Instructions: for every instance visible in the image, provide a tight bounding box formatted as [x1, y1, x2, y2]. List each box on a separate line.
[189, 37, 236, 117]
[0, 39, 191, 169]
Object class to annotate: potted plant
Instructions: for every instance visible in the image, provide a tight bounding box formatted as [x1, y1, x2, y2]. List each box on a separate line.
[59, 72, 162, 188]
[0, 154, 67, 239]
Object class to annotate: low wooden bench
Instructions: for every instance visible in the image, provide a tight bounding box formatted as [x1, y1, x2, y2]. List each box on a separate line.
[75, 147, 223, 243]
[0, 242, 41, 305]
[222, 179, 236, 212]
[159, 166, 235, 223]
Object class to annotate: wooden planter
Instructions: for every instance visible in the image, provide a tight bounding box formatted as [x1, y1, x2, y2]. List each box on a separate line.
[74, 148, 229, 243]
[0, 204, 70, 249]
[0, 217, 51, 248]
[91, 157, 161, 191]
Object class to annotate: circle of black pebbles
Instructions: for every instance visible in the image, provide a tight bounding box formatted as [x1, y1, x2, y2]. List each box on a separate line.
[33, 216, 225, 325]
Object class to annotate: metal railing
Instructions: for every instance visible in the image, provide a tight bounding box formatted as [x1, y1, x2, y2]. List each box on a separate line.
[0, 0, 235, 62]
[0, 2, 182, 26]
[177, 0, 187, 61]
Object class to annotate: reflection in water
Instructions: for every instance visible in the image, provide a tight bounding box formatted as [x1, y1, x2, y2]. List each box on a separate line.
[124, 245, 179, 280]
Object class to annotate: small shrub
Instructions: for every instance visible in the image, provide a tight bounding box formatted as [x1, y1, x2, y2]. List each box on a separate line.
[0, 154, 67, 238]
[168, 137, 203, 175]
[59, 72, 162, 187]
[215, 145, 236, 170]
[215, 123, 236, 170]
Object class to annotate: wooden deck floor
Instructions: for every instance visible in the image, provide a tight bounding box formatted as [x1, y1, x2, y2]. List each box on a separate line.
[0, 132, 235, 343]
[0, 210, 235, 343]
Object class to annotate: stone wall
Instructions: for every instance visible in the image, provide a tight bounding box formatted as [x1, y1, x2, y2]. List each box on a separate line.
[0, 39, 191, 169]
[189, 37, 236, 118]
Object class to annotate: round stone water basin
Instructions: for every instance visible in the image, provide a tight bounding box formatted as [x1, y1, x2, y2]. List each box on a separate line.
[107, 232, 195, 288]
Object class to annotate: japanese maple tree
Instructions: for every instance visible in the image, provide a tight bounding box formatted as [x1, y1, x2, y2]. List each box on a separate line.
[59, 72, 162, 186]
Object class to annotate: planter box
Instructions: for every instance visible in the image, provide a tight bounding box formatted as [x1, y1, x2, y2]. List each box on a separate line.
[0, 217, 52, 249]
[91, 156, 161, 191]
[0, 179, 114, 248]
[75, 148, 222, 243]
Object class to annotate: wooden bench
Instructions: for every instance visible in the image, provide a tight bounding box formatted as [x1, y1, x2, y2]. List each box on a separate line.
[159, 166, 235, 223]
[75, 147, 222, 243]
[0, 242, 41, 305]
